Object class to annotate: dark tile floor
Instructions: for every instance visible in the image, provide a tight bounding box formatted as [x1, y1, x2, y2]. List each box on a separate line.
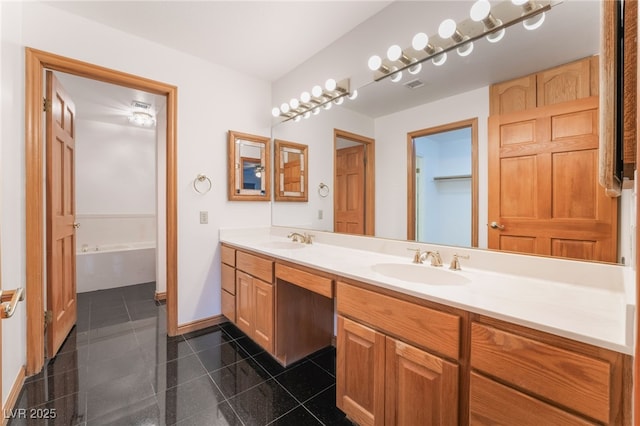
[8, 282, 351, 426]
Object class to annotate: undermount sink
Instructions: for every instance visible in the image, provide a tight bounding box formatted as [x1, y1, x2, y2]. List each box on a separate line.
[260, 241, 306, 250]
[371, 263, 470, 286]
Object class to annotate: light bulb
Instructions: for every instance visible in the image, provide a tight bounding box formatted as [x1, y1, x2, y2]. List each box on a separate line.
[313, 107, 320, 115]
[325, 78, 337, 91]
[438, 19, 457, 39]
[294, 115, 301, 122]
[512, 0, 529, 5]
[289, 98, 299, 109]
[323, 102, 332, 110]
[432, 49, 447, 66]
[390, 68, 402, 83]
[368, 55, 382, 71]
[303, 111, 311, 119]
[271, 107, 280, 117]
[470, 0, 491, 22]
[348, 90, 358, 100]
[311, 85, 323, 98]
[300, 91, 311, 103]
[387, 45, 402, 61]
[280, 103, 290, 114]
[486, 26, 505, 43]
[334, 97, 344, 105]
[408, 60, 422, 75]
[412, 32, 429, 51]
[457, 41, 474, 57]
[523, 11, 545, 30]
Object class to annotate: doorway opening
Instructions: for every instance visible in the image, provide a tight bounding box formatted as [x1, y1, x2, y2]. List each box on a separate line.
[333, 129, 375, 235]
[25, 48, 178, 375]
[407, 118, 478, 246]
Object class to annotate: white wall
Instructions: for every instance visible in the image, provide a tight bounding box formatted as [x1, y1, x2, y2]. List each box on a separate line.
[1, 1, 27, 409]
[76, 119, 156, 215]
[1, 1, 272, 402]
[271, 106, 374, 231]
[375, 86, 490, 244]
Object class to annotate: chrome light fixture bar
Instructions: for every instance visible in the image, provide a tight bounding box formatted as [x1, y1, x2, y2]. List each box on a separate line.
[368, 0, 557, 82]
[272, 78, 353, 122]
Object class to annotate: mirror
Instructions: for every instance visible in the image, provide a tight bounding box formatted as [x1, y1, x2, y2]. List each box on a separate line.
[228, 130, 270, 201]
[271, 1, 630, 264]
[274, 139, 308, 202]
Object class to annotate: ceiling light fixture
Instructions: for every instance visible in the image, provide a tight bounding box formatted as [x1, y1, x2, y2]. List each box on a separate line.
[368, 0, 553, 82]
[272, 78, 353, 122]
[438, 18, 474, 57]
[512, 0, 546, 30]
[128, 101, 156, 127]
[470, 0, 506, 43]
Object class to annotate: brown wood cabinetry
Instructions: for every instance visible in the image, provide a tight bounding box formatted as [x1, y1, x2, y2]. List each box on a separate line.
[337, 316, 385, 426]
[220, 244, 333, 365]
[336, 282, 461, 426]
[490, 56, 599, 115]
[470, 319, 630, 425]
[220, 246, 236, 322]
[221, 245, 631, 424]
[220, 245, 275, 353]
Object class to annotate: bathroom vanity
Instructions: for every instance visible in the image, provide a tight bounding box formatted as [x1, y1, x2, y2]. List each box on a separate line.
[219, 227, 633, 425]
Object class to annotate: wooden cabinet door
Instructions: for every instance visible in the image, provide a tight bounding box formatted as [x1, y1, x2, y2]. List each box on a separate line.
[337, 316, 385, 426]
[253, 278, 274, 352]
[385, 337, 459, 426]
[235, 271, 254, 337]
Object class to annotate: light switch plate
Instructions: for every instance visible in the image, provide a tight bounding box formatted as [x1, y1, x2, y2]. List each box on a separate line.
[200, 211, 208, 224]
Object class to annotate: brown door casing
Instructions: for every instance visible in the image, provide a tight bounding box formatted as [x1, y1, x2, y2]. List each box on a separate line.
[25, 48, 178, 375]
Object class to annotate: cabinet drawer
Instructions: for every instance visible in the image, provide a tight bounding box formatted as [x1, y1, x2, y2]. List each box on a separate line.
[221, 245, 235, 267]
[221, 263, 235, 294]
[469, 372, 595, 425]
[237, 251, 273, 283]
[275, 263, 333, 298]
[470, 322, 611, 424]
[221, 290, 236, 323]
[336, 281, 460, 360]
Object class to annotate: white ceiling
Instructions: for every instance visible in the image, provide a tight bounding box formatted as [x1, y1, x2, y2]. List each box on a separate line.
[46, 0, 601, 124]
[46, 0, 392, 83]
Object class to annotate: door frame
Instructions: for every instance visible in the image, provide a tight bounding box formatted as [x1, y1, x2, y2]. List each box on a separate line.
[25, 48, 178, 375]
[333, 129, 375, 235]
[406, 118, 478, 245]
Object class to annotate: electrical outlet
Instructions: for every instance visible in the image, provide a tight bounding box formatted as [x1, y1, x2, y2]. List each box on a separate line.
[318, 209, 323, 220]
[199, 211, 208, 224]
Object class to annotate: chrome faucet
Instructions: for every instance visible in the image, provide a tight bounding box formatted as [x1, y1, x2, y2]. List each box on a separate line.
[419, 250, 443, 267]
[287, 232, 313, 244]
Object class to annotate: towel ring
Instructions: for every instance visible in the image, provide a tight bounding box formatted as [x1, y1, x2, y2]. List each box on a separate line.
[318, 182, 330, 198]
[193, 174, 212, 194]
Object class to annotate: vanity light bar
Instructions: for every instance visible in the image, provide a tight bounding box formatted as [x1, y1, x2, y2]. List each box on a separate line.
[369, 0, 557, 83]
[272, 78, 353, 123]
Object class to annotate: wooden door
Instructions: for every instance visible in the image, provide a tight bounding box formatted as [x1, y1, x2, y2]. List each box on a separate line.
[235, 271, 253, 336]
[385, 337, 459, 426]
[336, 315, 385, 426]
[46, 71, 78, 357]
[488, 96, 618, 262]
[253, 279, 273, 352]
[335, 145, 365, 234]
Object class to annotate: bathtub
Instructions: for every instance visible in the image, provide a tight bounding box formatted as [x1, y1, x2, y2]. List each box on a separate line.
[76, 242, 156, 293]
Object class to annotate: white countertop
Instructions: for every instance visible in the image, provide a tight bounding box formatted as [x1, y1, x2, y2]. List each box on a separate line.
[220, 227, 636, 355]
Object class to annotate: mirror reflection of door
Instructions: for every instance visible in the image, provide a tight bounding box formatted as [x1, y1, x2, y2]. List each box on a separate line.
[408, 118, 478, 246]
[333, 129, 375, 235]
